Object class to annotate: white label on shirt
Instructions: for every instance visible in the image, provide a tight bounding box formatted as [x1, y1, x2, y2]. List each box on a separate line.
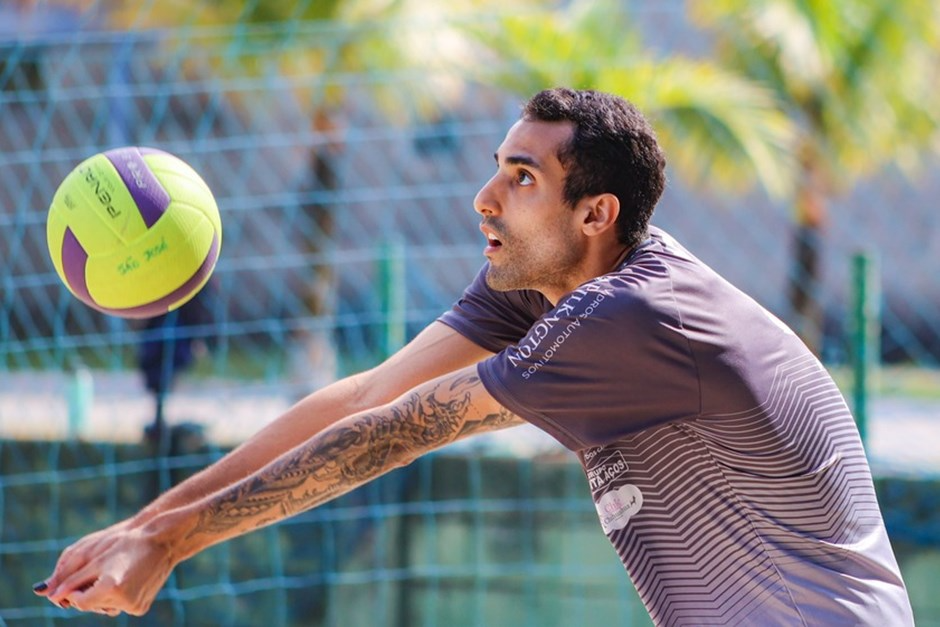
[596, 484, 644, 533]
[587, 451, 629, 491]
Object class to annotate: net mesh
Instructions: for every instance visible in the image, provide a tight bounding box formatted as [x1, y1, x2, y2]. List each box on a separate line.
[1, 1, 939, 625]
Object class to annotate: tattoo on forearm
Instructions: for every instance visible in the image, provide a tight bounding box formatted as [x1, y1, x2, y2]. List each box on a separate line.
[189, 373, 519, 539]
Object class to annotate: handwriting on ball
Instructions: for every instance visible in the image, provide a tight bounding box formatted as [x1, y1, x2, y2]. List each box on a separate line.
[144, 238, 168, 261]
[116, 238, 168, 275]
[117, 257, 139, 275]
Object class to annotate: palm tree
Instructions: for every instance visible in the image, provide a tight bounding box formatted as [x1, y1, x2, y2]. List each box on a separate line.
[691, 0, 940, 350]
[463, 0, 798, 211]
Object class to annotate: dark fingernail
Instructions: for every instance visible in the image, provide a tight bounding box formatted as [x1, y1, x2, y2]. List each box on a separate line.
[32, 581, 48, 593]
[60, 599, 71, 609]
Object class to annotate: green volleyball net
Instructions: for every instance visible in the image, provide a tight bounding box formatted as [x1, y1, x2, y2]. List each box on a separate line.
[2, 1, 940, 625]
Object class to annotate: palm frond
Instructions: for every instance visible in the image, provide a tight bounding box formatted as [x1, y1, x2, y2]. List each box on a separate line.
[462, 4, 797, 198]
[602, 60, 796, 198]
[691, 0, 940, 183]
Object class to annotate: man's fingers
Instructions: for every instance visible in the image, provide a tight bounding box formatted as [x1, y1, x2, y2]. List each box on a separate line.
[69, 578, 146, 617]
[47, 564, 100, 607]
[67, 584, 109, 613]
[40, 543, 93, 596]
[32, 580, 71, 609]
[65, 576, 120, 612]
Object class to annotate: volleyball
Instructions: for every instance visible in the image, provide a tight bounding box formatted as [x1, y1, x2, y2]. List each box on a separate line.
[46, 147, 222, 319]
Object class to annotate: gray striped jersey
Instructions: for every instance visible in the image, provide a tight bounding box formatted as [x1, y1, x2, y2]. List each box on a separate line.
[440, 227, 914, 625]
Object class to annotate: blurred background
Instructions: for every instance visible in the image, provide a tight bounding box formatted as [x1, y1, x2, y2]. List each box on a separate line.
[1, 0, 939, 625]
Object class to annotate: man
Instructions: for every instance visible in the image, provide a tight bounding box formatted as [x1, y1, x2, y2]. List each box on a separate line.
[138, 282, 216, 455]
[35, 88, 913, 625]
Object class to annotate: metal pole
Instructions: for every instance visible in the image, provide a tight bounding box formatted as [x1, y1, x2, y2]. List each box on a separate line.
[380, 239, 407, 359]
[851, 252, 880, 447]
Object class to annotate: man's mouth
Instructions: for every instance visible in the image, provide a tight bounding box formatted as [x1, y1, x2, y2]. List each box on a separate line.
[480, 222, 504, 256]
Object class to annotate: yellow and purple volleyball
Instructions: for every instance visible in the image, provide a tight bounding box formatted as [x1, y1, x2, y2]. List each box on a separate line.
[46, 147, 221, 319]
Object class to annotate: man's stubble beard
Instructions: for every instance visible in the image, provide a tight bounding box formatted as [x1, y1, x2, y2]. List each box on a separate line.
[484, 230, 584, 296]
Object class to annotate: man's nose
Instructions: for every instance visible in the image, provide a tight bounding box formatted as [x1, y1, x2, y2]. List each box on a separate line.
[473, 176, 500, 216]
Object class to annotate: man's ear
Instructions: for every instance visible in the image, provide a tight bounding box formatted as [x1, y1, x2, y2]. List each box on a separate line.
[580, 193, 620, 237]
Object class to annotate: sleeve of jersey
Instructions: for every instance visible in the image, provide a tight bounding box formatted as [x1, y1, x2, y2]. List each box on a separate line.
[477, 285, 701, 451]
[437, 263, 549, 353]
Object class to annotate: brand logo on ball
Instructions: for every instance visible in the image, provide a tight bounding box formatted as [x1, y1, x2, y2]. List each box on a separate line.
[80, 165, 121, 219]
[124, 157, 149, 190]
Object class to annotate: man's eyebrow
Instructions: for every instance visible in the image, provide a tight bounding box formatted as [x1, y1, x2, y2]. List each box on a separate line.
[494, 152, 543, 170]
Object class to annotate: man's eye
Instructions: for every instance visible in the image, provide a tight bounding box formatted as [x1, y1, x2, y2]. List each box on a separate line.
[516, 171, 534, 186]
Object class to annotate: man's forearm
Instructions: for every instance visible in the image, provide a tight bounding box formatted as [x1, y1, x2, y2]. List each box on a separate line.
[135, 374, 373, 523]
[157, 369, 521, 562]
[133, 323, 493, 525]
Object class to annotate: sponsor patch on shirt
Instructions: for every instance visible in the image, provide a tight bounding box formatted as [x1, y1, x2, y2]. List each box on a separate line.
[586, 450, 629, 491]
[596, 484, 644, 533]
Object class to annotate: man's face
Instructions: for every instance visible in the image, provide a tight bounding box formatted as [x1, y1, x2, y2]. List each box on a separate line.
[474, 119, 587, 300]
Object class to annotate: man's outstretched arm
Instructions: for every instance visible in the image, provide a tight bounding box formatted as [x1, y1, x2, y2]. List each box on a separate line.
[42, 364, 522, 616]
[33, 322, 491, 613]
[134, 321, 494, 522]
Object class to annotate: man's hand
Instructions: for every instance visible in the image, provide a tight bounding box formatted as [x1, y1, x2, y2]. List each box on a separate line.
[34, 516, 178, 616]
[32, 362, 519, 617]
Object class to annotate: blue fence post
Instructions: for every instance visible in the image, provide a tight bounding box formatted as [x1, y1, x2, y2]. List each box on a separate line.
[850, 252, 880, 447]
[380, 239, 407, 359]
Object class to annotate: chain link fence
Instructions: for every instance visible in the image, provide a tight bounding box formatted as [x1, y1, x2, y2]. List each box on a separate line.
[1, 2, 939, 625]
